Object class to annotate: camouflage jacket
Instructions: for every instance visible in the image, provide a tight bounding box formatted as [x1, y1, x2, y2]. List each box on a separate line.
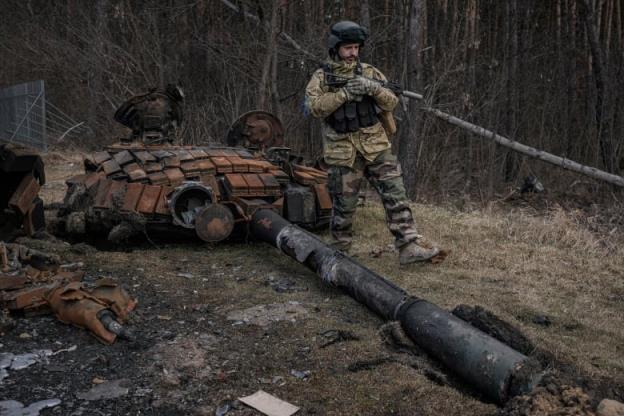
[305, 62, 399, 167]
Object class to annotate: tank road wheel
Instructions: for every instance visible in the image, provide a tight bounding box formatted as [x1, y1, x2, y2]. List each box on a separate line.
[194, 204, 235, 242]
[226, 110, 285, 150]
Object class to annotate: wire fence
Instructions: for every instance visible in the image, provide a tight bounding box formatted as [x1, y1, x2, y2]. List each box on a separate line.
[0, 80, 92, 151]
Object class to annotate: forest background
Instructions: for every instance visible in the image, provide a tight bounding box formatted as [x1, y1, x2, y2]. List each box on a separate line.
[1, 0, 622, 200]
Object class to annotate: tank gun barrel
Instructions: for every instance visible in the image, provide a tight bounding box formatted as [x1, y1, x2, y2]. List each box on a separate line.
[250, 208, 542, 404]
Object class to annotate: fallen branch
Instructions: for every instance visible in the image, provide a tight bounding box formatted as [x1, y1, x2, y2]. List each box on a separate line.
[400, 89, 624, 188]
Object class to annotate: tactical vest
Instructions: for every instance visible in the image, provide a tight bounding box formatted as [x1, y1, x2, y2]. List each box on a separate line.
[323, 63, 379, 134]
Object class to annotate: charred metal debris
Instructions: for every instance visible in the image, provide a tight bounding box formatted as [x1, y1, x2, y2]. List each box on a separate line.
[0, 241, 137, 344]
[1, 145, 136, 343]
[0, 144, 46, 239]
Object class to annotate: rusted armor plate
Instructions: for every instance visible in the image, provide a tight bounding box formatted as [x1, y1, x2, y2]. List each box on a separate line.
[113, 150, 134, 166]
[314, 183, 333, 213]
[92, 151, 112, 164]
[122, 183, 144, 212]
[136, 185, 162, 214]
[8, 174, 40, 215]
[243, 174, 265, 195]
[229, 157, 249, 173]
[224, 174, 249, 196]
[164, 168, 185, 185]
[154, 186, 173, 215]
[211, 157, 233, 173]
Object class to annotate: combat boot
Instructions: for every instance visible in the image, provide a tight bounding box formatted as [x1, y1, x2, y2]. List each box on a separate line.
[399, 241, 440, 264]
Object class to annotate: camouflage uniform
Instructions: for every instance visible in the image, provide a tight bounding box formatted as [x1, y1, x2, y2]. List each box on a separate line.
[305, 61, 420, 249]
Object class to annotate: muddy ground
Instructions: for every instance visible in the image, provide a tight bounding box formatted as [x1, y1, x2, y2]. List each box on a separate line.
[1, 152, 623, 415]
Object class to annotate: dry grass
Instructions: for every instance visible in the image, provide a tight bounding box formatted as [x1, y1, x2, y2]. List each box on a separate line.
[351, 200, 624, 379]
[39, 152, 86, 203]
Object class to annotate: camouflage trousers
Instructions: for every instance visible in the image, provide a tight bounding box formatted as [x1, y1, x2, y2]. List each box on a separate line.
[327, 149, 419, 249]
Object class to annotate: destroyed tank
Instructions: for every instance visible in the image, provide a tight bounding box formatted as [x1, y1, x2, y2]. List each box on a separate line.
[56, 85, 332, 243]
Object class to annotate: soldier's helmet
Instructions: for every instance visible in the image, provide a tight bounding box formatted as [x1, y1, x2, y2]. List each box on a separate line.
[327, 21, 369, 57]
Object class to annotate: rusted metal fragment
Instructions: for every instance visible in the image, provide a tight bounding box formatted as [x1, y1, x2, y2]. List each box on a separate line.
[45, 282, 115, 344]
[8, 174, 40, 215]
[0, 261, 82, 312]
[3, 283, 58, 311]
[0, 274, 28, 290]
[23, 197, 45, 236]
[136, 185, 161, 214]
[89, 278, 137, 321]
[121, 183, 144, 212]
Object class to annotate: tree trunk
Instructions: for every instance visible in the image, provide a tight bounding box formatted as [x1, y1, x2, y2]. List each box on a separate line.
[580, 0, 615, 173]
[258, 0, 281, 110]
[360, 0, 370, 30]
[398, 0, 425, 198]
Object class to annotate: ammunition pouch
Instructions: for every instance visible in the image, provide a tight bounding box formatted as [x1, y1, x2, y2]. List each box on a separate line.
[325, 96, 379, 134]
[379, 111, 397, 137]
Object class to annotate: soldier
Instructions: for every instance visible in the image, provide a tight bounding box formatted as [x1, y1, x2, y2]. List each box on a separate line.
[305, 21, 441, 264]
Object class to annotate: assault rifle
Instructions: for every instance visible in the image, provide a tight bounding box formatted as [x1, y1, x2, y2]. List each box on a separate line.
[323, 72, 405, 96]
